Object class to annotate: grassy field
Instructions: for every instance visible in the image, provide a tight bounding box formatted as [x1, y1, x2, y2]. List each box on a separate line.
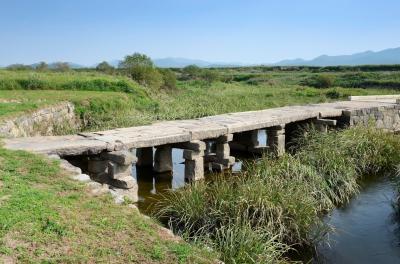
[1, 67, 400, 263]
[0, 147, 216, 263]
[1, 68, 399, 132]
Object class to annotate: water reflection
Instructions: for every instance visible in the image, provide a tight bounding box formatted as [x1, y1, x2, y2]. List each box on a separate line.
[309, 176, 400, 263]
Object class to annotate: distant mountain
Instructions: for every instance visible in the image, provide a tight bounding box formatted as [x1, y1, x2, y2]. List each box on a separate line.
[273, 47, 400, 66]
[153, 57, 211, 68]
[105, 57, 243, 68]
[153, 57, 244, 68]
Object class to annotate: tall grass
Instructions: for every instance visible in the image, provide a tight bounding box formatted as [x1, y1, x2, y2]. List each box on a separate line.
[154, 125, 400, 263]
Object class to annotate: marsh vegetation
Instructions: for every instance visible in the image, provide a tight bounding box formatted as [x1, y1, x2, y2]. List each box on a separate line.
[154, 126, 400, 263]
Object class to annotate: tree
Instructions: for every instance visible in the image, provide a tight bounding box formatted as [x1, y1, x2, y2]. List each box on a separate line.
[96, 61, 114, 73]
[36, 62, 48, 71]
[53, 62, 70, 72]
[120, 53, 162, 88]
[182, 65, 201, 79]
[119, 53, 153, 69]
[6, 64, 32, 71]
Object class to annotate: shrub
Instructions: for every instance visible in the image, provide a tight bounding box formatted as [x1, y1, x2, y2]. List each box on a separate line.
[159, 68, 177, 90]
[120, 53, 163, 88]
[201, 69, 220, 84]
[96, 61, 114, 74]
[182, 65, 202, 80]
[303, 74, 335, 88]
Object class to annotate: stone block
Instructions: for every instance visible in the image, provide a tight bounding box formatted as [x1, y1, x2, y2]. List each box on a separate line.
[107, 161, 132, 179]
[185, 157, 204, 181]
[183, 149, 204, 160]
[174, 140, 206, 151]
[101, 150, 137, 165]
[154, 146, 173, 173]
[109, 176, 137, 189]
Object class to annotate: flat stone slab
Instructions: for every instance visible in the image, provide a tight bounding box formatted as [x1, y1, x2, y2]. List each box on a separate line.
[3, 99, 398, 156]
[3, 135, 108, 156]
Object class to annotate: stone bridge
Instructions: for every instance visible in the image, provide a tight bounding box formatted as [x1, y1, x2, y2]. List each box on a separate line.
[3, 96, 400, 202]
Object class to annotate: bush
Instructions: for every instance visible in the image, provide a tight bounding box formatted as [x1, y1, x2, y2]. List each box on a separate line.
[159, 69, 177, 90]
[303, 74, 335, 88]
[201, 69, 220, 84]
[182, 65, 202, 80]
[96, 61, 114, 74]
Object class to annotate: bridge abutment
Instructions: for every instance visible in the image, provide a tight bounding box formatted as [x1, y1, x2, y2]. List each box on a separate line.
[87, 149, 138, 202]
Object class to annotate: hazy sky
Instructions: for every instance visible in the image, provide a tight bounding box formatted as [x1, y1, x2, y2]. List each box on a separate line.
[1, 0, 399, 65]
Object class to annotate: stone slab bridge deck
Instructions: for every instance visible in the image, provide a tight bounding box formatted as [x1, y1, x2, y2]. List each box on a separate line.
[4, 96, 400, 202]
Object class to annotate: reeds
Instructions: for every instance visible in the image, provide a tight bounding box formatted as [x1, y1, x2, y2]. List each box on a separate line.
[155, 125, 400, 263]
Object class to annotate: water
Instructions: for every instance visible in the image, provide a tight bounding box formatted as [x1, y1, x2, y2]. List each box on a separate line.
[133, 131, 400, 263]
[134, 130, 266, 212]
[308, 176, 400, 263]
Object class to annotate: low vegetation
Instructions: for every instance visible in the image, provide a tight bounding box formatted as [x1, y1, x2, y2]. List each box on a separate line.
[154, 125, 400, 263]
[2, 58, 400, 263]
[0, 147, 216, 263]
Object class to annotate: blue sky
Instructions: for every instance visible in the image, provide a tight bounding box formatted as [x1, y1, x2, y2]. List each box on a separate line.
[1, 0, 399, 65]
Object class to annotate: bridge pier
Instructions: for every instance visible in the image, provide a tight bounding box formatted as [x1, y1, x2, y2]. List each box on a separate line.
[313, 118, 337, 132]
[136, 147, 153, 167]
[87, 149, 138, 202]
[267, 125, 285, 156]
[173, 140, 206, 181]
[183, 141, 206, 181]
[212, 134, 235, 171]
[230, 130, 265, 153]
[154, 145, 173, 173]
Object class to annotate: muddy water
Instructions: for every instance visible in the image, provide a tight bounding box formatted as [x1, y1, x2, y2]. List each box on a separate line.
[307, 176, 400, 263]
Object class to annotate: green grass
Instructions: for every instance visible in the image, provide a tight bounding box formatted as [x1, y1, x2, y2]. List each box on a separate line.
[0, 69, 399, 132]
[0, 147, 216, 263]
[1, 68, 400, 263]
[154, 125, 400, 264]
[0, 70, 145, 93]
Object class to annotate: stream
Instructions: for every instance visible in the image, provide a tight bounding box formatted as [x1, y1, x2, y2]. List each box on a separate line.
[307, 176, 400, 263]
[133, 133, 400, 263]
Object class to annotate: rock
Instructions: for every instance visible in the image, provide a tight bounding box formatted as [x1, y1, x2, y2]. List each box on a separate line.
[59, 159, 81, 176]
[72, 173, 91, 182]
[109, 176, 137, 189]
[101, 150, 137, 165]
[109, 186, 138, 203]
[107, 161, 132, 179]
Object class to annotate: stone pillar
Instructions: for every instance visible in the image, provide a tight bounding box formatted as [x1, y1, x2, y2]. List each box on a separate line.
[231, 130, 262, 153]
[136, 147, 153, 167]
[313, 118, 337, 133]
[213, 134, 235, 171]
[87, 150, 138, 202]
[267, 125, 285, 156]
[182, 140, 206, 182]
[154, 145, 173, 173]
